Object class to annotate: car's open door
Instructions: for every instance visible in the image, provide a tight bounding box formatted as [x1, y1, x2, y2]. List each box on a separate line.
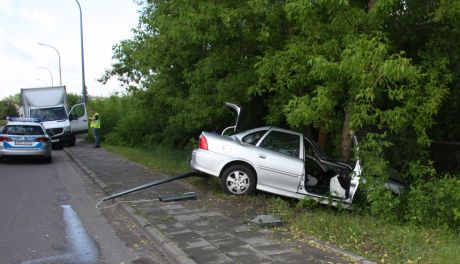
[221, 102, 241, 135]
[69, 103, 88, 135]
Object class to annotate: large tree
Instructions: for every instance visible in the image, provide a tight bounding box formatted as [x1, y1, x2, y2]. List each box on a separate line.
[103, 0, 451, 174]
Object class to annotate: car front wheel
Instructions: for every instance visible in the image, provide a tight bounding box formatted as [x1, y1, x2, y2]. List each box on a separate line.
[221, 165, 256, 195]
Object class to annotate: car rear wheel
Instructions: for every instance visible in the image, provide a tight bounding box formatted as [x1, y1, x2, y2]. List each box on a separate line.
[221, 165, 256, 195]
[44, 155, 52, 163]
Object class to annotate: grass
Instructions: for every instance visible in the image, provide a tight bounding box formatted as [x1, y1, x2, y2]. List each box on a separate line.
[103, 144, 190, 174]
[0, 119, 6, 126]
[104, 143, 460, 264]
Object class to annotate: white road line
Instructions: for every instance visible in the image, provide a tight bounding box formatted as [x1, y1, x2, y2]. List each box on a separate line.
[22, 205, 99, 264]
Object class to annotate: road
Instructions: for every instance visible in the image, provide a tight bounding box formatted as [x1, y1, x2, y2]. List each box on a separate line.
[0, 150, 168, 264]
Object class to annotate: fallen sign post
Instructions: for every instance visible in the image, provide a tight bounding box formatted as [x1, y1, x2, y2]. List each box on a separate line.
[100, 172, 196, 202]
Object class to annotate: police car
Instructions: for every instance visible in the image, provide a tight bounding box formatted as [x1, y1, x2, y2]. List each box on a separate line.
[0, 117, 52, 163]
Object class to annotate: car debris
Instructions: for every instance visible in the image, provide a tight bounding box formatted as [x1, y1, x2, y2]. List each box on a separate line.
[158, 192, 197, 202]
[249, 215, 284, 226]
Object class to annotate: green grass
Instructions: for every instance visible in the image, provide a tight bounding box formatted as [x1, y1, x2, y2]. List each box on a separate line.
[0, 120, 6, 126]
[105, 143, 460, 264]
[103, 144, 190, 174]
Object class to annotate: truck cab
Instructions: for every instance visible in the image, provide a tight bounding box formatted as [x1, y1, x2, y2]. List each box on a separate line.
[21, 87, 88, 147]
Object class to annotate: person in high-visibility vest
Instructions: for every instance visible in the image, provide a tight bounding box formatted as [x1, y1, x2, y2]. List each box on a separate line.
[89, 108, 101, 148]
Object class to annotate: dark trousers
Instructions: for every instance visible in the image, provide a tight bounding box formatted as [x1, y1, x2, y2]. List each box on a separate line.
[92, 128, 100, 146]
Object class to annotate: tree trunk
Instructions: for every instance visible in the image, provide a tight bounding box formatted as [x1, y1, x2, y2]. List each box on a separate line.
[368, 0, 377, 10]
[317, 127, 327, 151]
[340, 109, 353, 161]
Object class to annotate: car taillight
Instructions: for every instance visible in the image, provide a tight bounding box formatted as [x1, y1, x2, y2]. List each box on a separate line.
[0, 136, 11, 142]
[35, 137, 48, 142]
[198, 135, 208, 150]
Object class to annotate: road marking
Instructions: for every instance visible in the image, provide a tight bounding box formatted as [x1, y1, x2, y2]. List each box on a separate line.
[22, 205, 99, 264]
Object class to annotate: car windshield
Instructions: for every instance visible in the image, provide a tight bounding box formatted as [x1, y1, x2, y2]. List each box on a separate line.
[30, 107, 67, 121]
[3, 125, 44, 135]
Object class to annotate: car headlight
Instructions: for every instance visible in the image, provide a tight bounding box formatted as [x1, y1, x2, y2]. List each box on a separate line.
[64, 126, 72, 133]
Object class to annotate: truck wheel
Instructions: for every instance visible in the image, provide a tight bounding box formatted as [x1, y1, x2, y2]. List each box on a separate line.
[68, 134, 76, 147]
[220, 165, 256, 195]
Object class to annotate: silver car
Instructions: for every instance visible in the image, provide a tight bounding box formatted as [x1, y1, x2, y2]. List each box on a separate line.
[191, 104, 362, 206]
[0, 118, 52, 163]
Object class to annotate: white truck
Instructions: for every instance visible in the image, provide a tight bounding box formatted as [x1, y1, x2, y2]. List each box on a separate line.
[21, 86, 88, 146]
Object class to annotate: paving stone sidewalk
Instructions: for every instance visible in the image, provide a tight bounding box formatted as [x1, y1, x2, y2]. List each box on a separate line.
[66, 143, 367, 264]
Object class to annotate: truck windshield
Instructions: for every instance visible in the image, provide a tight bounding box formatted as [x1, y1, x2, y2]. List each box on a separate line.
[30, 107, 67, 121]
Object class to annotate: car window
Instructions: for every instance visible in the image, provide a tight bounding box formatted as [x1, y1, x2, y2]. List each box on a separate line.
[3, 125, 45, 135]
[259, 130, 300, 158]
[242, 130, 268, 145]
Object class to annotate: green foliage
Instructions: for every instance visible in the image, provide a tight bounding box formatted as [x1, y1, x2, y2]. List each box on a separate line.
[67, 93, 82, 108]
[406, 176, 460, 229]
[0, 100, 18, 119]
[99, 0, 460, 230]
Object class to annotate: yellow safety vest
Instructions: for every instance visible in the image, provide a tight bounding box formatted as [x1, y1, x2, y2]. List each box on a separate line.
[90, 113, 100, 128]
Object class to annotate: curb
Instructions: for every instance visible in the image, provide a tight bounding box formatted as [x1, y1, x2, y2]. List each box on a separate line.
[64, 148, 197, 264]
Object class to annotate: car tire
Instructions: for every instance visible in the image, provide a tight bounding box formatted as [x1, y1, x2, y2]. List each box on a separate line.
[44, 155, 52, 163]
[220, 165, 256, 195]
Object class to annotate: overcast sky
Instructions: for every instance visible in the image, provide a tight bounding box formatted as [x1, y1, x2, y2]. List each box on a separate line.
[0, 0, 140, 100]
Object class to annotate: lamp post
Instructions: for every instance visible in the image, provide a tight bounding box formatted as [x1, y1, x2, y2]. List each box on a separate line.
[38, 66, 54, 86]
[36, 78, 48, 87]
[74, 0, 87, 103]
[38, 43, 62, 86]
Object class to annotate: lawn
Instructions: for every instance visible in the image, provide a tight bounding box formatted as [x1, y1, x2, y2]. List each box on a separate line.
[104, 143, 460, 264]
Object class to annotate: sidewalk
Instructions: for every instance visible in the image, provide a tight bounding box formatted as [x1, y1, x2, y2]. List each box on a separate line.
[65, 143, 371, 264]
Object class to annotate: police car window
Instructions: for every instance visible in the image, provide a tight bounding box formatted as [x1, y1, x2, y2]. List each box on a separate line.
[259, 131, 300, 158]
[242, 130, 268, 145]
[4, 125, 44, 135]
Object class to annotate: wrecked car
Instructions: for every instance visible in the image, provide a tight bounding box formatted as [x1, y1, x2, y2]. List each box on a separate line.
[190, 103, 362, 206]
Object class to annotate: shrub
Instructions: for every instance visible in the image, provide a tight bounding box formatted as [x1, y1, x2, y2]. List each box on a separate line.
[405, 176, 460, 229]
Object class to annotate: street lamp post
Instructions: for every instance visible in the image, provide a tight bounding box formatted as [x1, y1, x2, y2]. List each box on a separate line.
[38, 66, 54, 86]
[74, 0, 87, 103]
[38, 43, 62, 86]
[36, 78, 48, 87]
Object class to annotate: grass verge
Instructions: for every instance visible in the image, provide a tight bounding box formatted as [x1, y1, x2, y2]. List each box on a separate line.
[105, 143, 460, 264]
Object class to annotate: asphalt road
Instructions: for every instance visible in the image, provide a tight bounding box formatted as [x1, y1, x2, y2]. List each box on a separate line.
[0, 150, 168, 264]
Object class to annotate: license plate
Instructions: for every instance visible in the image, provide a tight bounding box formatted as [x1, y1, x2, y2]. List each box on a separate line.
[15, 141, 32, 146]
[51, 139, 60, 143]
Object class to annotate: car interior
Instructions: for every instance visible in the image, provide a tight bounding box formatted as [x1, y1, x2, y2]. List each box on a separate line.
[304, 141, 352, 197]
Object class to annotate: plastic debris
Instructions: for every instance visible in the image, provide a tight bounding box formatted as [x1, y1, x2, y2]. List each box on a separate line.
[249, 215, 284, 226]
[158, 192, 197, 202]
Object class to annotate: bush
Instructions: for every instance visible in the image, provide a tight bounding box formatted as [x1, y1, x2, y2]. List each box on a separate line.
[405, 176, 460, 229]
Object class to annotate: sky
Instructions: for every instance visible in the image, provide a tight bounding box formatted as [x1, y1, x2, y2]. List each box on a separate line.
[0, 0, 140, 100]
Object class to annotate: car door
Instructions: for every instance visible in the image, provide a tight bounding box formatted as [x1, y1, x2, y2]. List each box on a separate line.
[69, 103, 88, 135]
[254, 129, 304, 193]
